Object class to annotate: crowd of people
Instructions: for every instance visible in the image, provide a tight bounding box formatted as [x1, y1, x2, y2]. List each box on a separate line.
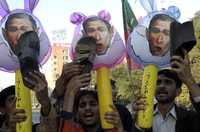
[0, 11, 200, 132]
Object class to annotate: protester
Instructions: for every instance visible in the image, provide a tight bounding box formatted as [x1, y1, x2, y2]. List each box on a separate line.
[132, 50, 200, 132]
[110, 79, 134, 132]
[52, 36, 97, 112]
[0, 85, 19, 131]
[59, 74, 123, 132]
[0, 71, 56, 132]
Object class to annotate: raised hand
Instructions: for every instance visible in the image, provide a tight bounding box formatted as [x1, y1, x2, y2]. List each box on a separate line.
[25, 71, 51, 116]
[7, 108, 27, 131]
[104, 105, 124, 132]
[62, 73, 91, 112]
[170, 49, 192, 85]
[53, 62, 83, 98]
[132, 95, 147, 113]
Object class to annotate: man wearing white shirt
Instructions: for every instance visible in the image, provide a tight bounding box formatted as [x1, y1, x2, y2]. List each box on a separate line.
[132, 50, 200, 132]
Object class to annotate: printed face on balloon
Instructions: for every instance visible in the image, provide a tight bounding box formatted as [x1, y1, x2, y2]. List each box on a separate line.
[147, 14, 175, 57]
[3, 13, 38, 50]
[128, 13, 176, 68]
[83, 17, 113, 55]
[70, 14, 126, 69]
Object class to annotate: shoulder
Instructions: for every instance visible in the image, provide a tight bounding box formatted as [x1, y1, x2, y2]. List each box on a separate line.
[61, 120, 83, 132]
[115, 103, 133, 114]
[175, 105, 199, 119]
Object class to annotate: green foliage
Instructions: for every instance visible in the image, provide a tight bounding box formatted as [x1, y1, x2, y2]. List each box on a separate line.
[193, 10, 200, 51]
[191, 10, 200, 83]
[111, 64, 143, 104]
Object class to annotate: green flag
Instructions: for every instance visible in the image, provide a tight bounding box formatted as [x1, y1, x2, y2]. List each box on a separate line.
[122, 0, 140, 69]
[122, 0, 138, 42]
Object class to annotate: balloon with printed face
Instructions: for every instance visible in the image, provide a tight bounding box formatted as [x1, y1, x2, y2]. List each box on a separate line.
[128, 11, 177, 68]
[70, 11, 126, 69]
[0, 0, 51, 72]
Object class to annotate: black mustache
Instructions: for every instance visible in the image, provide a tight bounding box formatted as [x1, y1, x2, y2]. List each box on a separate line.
[157, 88, 168, 94]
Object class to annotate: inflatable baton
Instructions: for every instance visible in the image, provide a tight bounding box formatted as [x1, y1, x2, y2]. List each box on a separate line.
[96, 67, 113, 129]
[16, 70, 32, 132]
[136, 64, 158, 128]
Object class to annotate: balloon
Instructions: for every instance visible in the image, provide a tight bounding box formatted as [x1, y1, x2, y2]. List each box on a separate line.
[139, 0, 157, 13]
[70, 12, 86, 25]
[96, 67, 114, 129]
[16, 70, 32, 132]
[127, 24, 171, 68]
[128, 3, 181, 68]
[98, 10, 111, 22]
[0, 9, 51, 72]
[168, 6, 181, 20]
[70, 11, 126, 69]
[136, 64, 157, 128]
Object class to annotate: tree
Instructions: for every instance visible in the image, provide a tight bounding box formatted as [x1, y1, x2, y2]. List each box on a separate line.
[111, 64, 143, 104]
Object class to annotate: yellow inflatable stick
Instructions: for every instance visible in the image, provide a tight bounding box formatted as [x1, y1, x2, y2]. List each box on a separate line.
[96, 67, 114, 129]
[16, 69, 32, 132]
[193, 17, 200, 49]
[136, 64, 158, 128]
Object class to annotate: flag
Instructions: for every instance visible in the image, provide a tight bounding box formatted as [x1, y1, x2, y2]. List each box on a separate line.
[121, 0, 141, 69]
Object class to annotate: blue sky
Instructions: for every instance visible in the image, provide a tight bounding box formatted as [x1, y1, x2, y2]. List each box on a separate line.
[0, 0, 200, 89]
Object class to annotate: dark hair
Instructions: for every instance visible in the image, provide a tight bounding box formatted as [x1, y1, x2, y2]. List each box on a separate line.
[76, 36, 97, 48]
[149, 14, 175, 29]
[0, 85, 15, 107]
[158, 69, 182, 89]
[75, 36, 97, 73]
[32, 123, 40, 132]
[73, 90, 98, 113]
[82, 16, 111, 33]
[5, 13, 37, 30]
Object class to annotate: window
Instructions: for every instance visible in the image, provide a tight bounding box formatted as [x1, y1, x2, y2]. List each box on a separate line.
[63, 56, 68, 60]
[56, 74, 60, 78]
